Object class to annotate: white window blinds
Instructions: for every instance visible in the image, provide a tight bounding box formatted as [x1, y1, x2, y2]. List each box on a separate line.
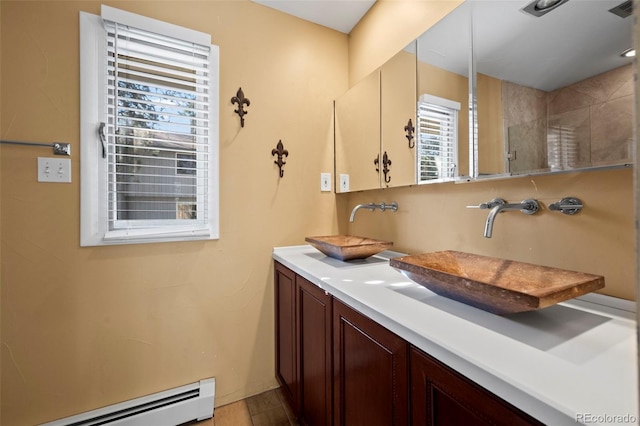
[103, 18, 212, 237]
[417, 94, 460, 183]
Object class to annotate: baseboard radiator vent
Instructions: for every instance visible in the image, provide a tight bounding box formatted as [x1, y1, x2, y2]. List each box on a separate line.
[41, 378, 215, 426]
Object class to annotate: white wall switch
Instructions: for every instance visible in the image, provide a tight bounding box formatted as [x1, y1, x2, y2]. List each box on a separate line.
[320, 173, 331, 192]
[38, 157, 71, 183]
[339, 174, 349, 192]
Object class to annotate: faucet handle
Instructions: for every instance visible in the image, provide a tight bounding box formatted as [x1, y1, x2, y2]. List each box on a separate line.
[549, 197, 583, 215]
[467, 198, 506, 210]
[377, 202, 398, 212]
[519, 199, 540, 215]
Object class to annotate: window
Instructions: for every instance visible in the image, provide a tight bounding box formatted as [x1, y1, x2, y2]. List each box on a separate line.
[416, 94, 460, 183]
[80, 6, 219, 246]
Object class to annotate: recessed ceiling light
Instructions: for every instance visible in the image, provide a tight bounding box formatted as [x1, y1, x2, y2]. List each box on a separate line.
[535, 0, 563, 9]
[621, 48, 636, 58]
[522, 0, 570, 17]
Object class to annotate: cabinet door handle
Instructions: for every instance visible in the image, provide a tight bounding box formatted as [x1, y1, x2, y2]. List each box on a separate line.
[404, 118, 415, 149]
[375, 153, 392, 184]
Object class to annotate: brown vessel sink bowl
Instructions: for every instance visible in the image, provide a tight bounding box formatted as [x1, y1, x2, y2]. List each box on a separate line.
[389, 251, 605, 315]
[305, 235, 393, 261]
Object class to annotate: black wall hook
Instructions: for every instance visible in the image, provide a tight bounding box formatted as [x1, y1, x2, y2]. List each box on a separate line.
[404, 118, 415, 149]
[231, 87, 250, 127]
[381, 151, 392, 184]
[374, 152, 392, 184]
[272, 140, 289, 178]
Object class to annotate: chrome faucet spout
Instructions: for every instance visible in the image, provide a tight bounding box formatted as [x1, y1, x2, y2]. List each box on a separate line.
[349, 203, 376, 222]
[483, 199, 539, 238]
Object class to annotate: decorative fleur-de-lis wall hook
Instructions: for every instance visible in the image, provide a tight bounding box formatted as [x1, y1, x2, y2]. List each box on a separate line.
[381, 151, 392, 184]
[404, 118, 415, 149]
[231, 87, 251, 127]
[271, 140, 289, 178]
[374, 152, 392, 184]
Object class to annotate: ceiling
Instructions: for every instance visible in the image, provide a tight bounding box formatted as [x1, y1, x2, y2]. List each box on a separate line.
[251, 0, 376, 33]
[250, 0, 634, 92]
[417, 0, 634, 92]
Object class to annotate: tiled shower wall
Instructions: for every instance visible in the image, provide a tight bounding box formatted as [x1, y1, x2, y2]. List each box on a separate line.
[502, 64, 633, 173]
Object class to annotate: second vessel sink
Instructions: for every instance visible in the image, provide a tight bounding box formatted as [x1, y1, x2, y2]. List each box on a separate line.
[389, 251, 605, 315]
[305, 235, 393, 261]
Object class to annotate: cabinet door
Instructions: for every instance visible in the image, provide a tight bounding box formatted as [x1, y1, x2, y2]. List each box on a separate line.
[274, 262, 298, 413]
[410, 347, 543, 426]
[297, 276, 332, 426]
[333, 299, 409, 426]
[381, 44, 417, 188]
[335, 70, 381, 192]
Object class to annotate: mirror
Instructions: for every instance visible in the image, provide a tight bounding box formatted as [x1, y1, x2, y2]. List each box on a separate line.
[473, 0, 634, 178]
[415, 4, 472, 182]
[335, 0, 634, 190]
[335, 43, 417, 192]
[335, 70, 380, 192]
[381, 42, 417, 188]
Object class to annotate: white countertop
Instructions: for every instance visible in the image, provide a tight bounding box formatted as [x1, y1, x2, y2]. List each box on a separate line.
[273, 245, 639, 426]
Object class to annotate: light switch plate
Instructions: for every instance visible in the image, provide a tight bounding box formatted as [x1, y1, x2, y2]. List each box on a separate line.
[38, 157, 71, 183]
[339, 174, 349, 192]
[320, 173, 331, 192]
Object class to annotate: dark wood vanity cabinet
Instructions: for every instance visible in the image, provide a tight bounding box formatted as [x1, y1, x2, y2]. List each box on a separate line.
[275, 261, 542, 426]
[333, 298, 409, 426]
[274, 262, 298, 413]
[274, 262, 332, 425]
[297, 274, 333, 425]
[410, 347, 543, 426]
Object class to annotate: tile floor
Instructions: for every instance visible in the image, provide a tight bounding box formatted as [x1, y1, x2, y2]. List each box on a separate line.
[189, 388, 299, 426]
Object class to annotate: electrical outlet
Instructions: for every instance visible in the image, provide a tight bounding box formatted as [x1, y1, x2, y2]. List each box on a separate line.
[38, 157, 71, 183]
[339, 174, 349, 192]
[320, 173, 331, 192]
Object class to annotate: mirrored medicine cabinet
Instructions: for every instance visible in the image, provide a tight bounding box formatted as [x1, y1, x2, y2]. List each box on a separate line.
[334, 0, 634, 192]
[472, 0, 634, 178]
[335, 42, 417, 193]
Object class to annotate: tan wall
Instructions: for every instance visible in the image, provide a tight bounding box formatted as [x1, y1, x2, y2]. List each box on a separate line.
[0, 1, 346, 424]
[348, 0, 464, 86]
[342, 0, 636, 302]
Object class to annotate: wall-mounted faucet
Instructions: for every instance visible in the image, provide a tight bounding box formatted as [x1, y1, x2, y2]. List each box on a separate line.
[467, 198, 539, 238]
[349, 202, 398, 222]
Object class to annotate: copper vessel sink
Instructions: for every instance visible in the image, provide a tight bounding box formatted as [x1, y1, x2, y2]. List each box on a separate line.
[389, 251, 605, 315]
[305, 235, 393, 261]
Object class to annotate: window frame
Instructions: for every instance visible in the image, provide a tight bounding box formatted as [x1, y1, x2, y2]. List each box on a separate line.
[80, 6, 219, 246]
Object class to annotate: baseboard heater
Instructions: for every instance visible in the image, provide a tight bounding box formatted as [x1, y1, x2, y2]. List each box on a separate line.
[41, 378, 215, 426]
